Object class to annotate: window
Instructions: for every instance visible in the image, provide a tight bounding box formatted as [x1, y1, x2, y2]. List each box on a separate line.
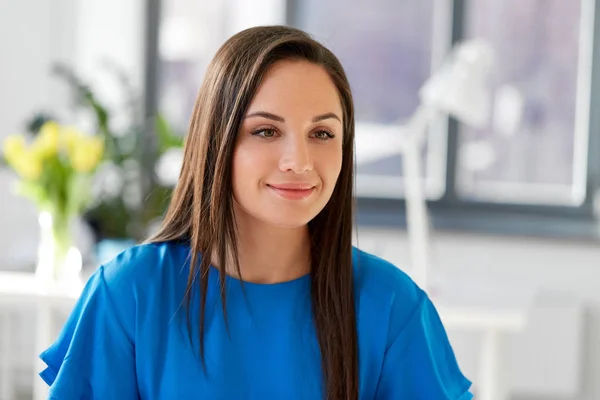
[457, 0, 590, 206]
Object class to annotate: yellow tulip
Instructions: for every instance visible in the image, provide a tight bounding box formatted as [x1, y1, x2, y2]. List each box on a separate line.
[13, 151, 43, 180]
[2, 134, 27, 165]
[31, 121, 60, 159]
[70, 136, 105, 173]
[60, 126, 82, 154]
[87, 136, 105, 166]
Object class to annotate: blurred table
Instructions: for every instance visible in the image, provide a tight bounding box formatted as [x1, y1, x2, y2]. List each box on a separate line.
[437, 302, 528, 400]
[0, 271, 82, 400]
[431, 280, 533, 400]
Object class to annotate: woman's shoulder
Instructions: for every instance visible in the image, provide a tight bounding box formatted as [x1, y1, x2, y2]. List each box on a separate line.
[352, 247, 423, 304]
[352, 248, 473, 398]
[352, 247, 426, 336]
[100, 240, 190, 292]
[38, 240, 189, 398]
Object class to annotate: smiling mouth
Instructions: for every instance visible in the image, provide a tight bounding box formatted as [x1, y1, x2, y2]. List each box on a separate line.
[267, 184, 316, 200]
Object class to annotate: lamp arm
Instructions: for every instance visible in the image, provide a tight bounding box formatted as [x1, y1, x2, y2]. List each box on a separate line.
[404, 104, 440, 147]
[401, 104, 439, 291]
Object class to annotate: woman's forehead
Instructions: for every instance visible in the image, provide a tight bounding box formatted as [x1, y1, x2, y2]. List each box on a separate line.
[246, 59, 343, 120]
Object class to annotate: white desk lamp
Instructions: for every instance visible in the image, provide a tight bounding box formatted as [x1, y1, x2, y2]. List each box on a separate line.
[358, 40, 526, 400]
[408, 39, 494, 290]
[356, 39, 495, 291]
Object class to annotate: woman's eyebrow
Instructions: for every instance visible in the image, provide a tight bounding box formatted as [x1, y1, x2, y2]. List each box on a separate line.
[244, 111, 342, 124]
[312, 112, 341, 123]
[245, 111, 285, 122]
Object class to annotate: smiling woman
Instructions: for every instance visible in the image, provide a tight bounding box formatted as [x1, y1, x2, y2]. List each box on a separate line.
[38, 26, 472, 400]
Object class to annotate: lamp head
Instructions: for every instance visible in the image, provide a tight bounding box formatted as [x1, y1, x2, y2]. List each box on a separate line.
[419, 39, 495, 128]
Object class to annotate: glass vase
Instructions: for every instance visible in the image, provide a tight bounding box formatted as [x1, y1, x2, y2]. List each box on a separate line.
[35, 211, 83, 290]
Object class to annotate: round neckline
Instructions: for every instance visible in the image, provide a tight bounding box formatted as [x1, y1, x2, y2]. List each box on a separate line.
[209, 264, 311, 288]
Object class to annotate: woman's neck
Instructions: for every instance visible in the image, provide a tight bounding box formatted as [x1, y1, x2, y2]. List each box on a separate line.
[215, 209, 311, 284]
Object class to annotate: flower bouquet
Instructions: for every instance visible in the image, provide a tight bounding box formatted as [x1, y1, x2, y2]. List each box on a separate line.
[2, 121, 103, 283]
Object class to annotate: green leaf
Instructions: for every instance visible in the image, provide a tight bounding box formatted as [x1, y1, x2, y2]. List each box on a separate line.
[15, 181, 48, 210]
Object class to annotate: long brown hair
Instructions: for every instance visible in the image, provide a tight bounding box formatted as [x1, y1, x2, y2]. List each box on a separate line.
[149, 25, 357, 399]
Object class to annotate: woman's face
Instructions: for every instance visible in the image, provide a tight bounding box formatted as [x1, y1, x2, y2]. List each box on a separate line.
[232, 59, 344, 228]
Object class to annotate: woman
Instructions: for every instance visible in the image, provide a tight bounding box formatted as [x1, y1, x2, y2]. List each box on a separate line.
[40, 26, 472, 399]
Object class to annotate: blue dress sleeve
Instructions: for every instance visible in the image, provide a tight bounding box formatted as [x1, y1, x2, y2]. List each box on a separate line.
[39, 265, 139, 399]
[375, 290, 473, 399]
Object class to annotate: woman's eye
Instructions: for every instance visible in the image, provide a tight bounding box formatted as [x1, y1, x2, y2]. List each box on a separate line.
[252, 128, 278, 138]
[314, 130, 335, 141]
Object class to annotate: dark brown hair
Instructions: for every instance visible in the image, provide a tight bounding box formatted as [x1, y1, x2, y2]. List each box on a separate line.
[149, 25, 357, 399]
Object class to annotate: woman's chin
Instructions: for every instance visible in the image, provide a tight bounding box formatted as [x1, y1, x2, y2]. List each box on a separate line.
[260, 214, 314, 229]
[234, 198, 325, 229]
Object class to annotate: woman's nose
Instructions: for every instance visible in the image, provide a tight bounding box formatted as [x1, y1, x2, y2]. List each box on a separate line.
[279, 136, 313, 174]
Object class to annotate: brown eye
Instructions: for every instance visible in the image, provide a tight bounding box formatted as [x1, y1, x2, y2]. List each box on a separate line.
[252, 129, 277, 139]
[313, 130, 335, 141]
[252, 128, 278, 138]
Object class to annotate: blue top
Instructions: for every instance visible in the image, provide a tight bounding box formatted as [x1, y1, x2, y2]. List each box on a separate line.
[40, 241, 472, 399]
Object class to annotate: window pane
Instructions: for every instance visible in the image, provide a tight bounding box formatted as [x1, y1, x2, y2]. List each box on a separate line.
[294, 0, 434, 123]
[291, 0, 443, 198]
[457, 0, 587, 205]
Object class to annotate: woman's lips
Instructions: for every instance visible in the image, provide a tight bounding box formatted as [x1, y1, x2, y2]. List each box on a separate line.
[267, 183, 316, 200]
